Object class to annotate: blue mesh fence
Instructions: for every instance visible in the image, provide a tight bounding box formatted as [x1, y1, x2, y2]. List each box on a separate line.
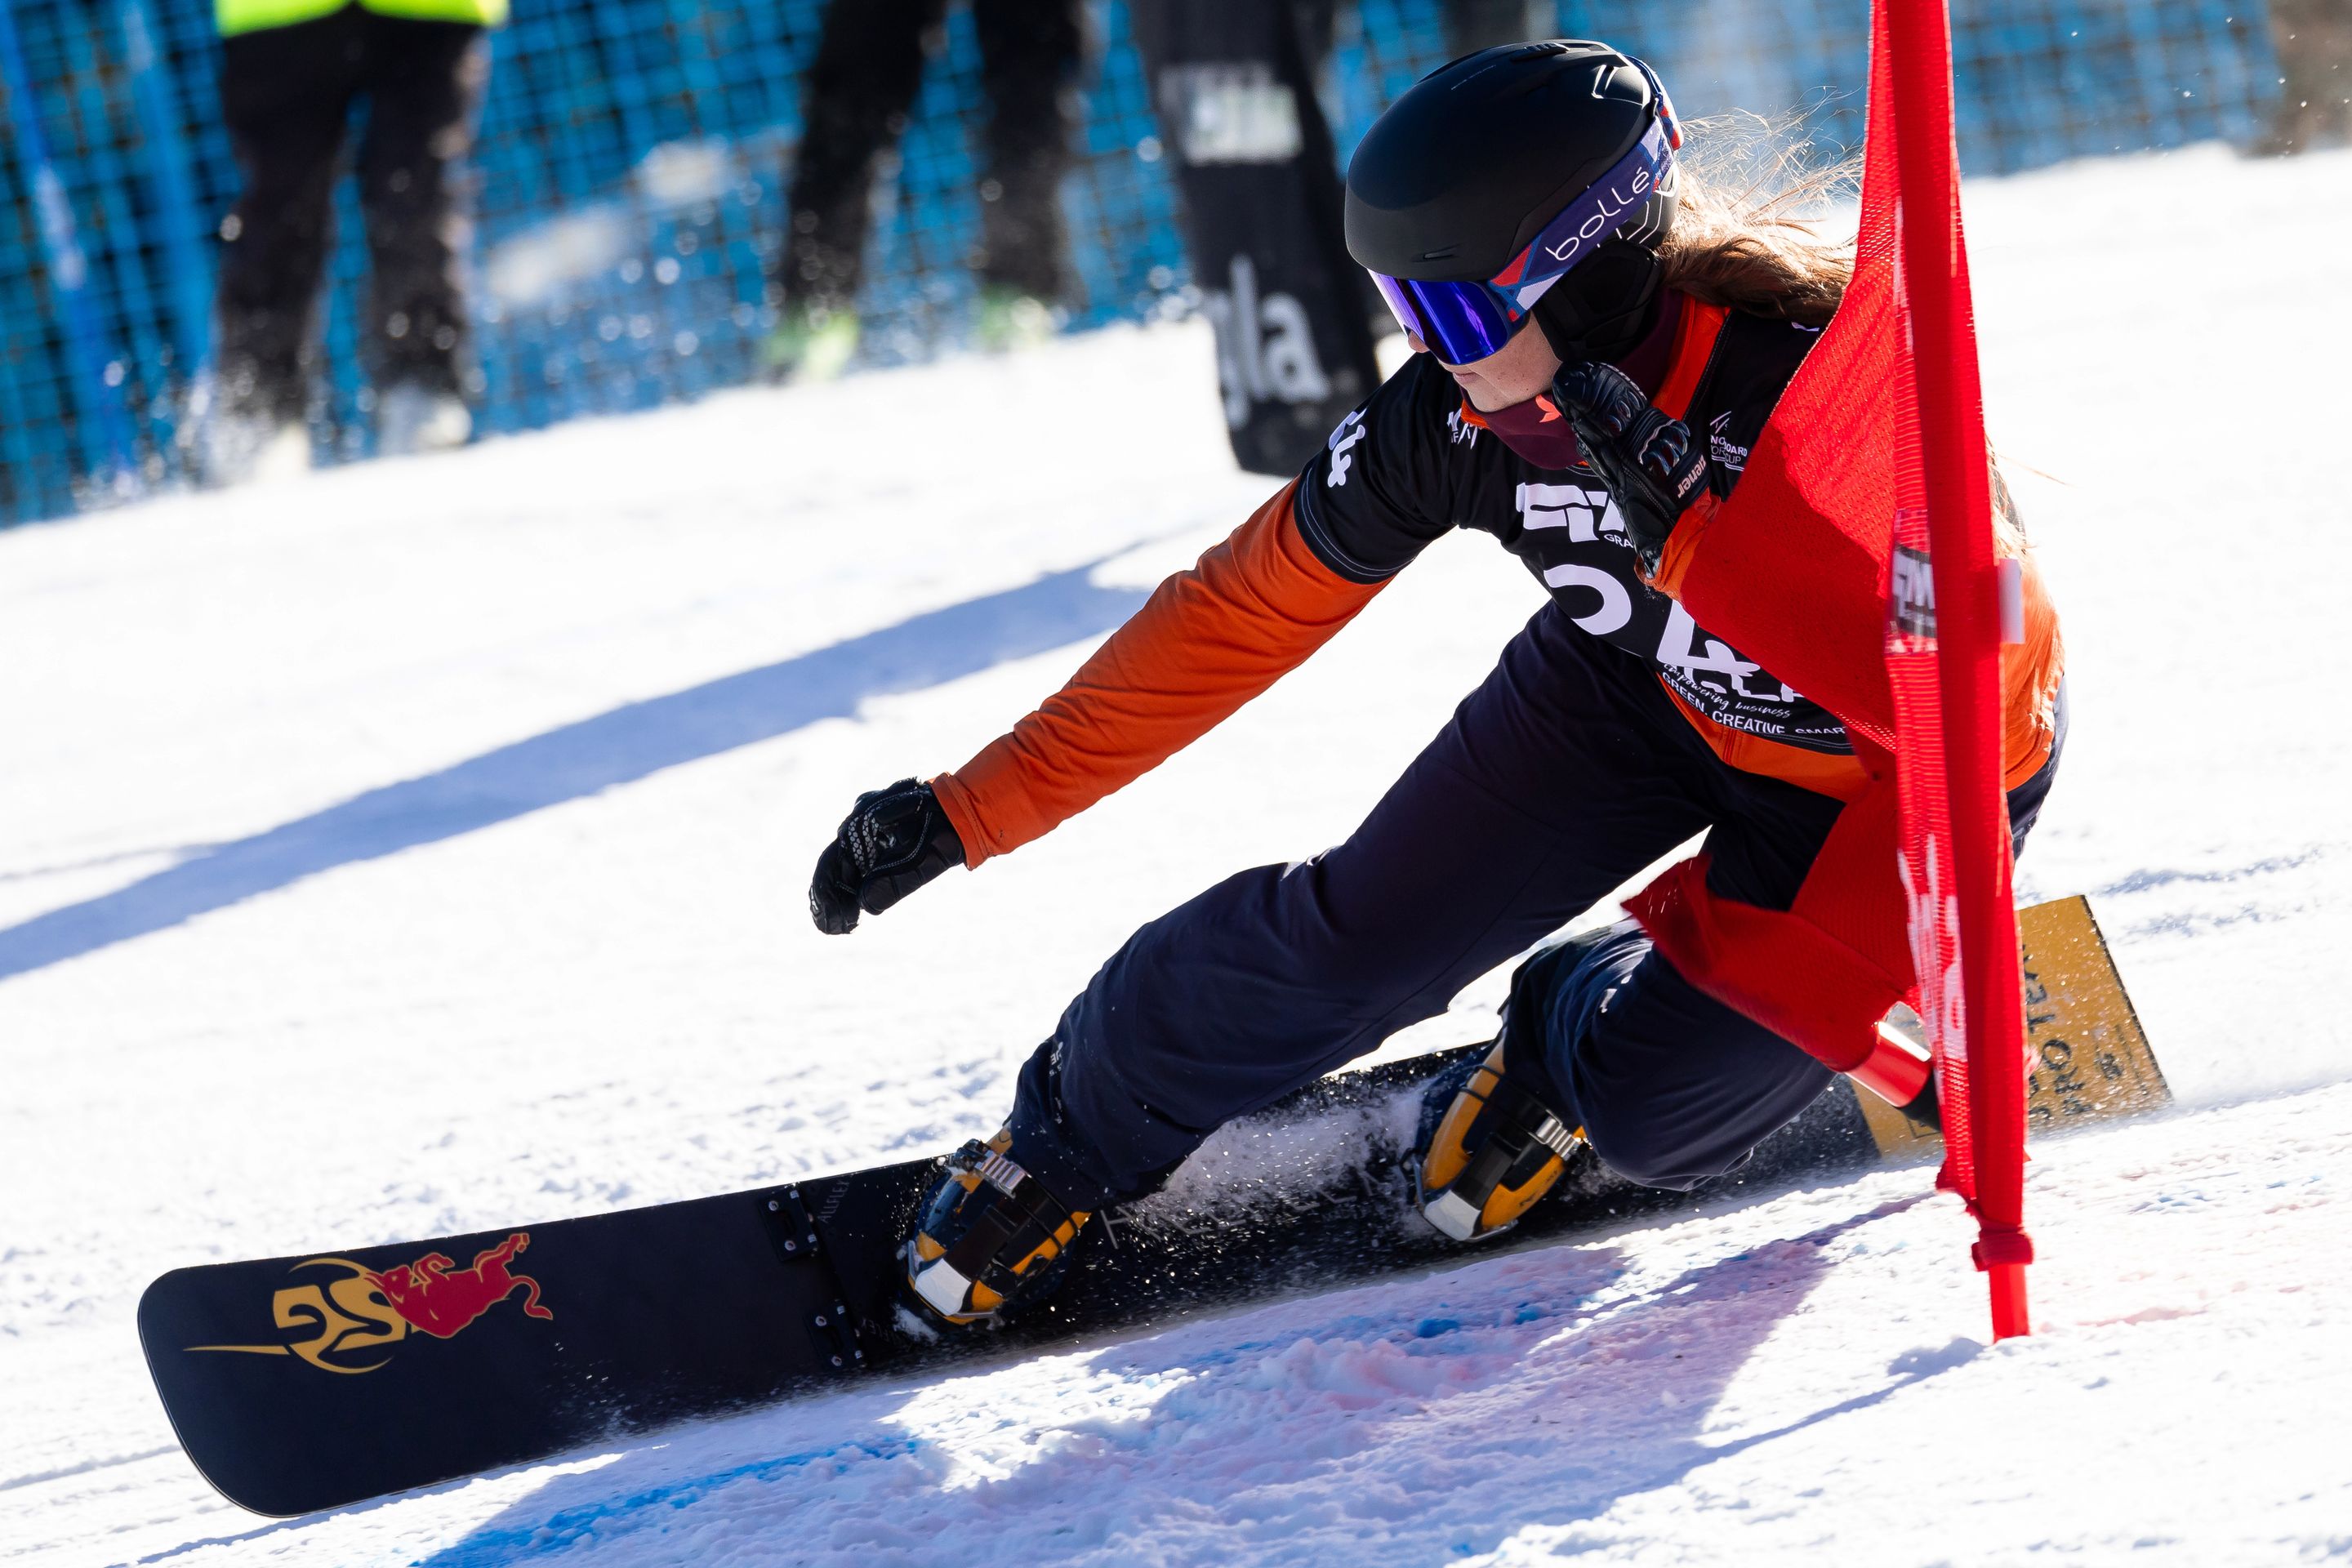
[0, 0, 2282, 526]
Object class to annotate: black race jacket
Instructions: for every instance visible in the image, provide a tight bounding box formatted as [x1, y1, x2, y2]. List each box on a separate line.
[1292, 304, 1848, 755]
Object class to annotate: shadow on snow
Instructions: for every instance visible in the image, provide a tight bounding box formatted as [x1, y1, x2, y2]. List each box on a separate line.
[0, 561, 1145, 982]
[402, 1200, 1961, 1567]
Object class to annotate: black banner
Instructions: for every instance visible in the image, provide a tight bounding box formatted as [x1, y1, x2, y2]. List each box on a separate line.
[1130, 0, 1383, 476]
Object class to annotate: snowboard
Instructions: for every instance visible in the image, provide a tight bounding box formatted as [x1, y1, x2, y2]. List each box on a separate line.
[140, 894, 2163, 1517]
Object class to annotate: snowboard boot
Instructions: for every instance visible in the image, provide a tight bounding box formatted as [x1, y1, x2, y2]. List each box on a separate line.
[973, 287, 1057, 354]
[903, 1128, 1094, 1326]
[376, 382, 473, 457]
[763, 305, 860, 383]
[1411, 1040, 1586, 1241]
[194, 395, 310, 485]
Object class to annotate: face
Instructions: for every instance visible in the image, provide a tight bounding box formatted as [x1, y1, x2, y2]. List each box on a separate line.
[1418, 319, 1563, 413]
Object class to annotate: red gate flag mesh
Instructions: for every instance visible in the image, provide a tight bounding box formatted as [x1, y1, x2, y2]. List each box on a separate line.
[1879, 0, 2034, 1339]
[1625, 0, 2033, 1338]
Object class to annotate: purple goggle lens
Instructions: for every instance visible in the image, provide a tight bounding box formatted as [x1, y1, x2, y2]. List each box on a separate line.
[1368, 57, 1681, 367]
[1369, 272, 1521, 365]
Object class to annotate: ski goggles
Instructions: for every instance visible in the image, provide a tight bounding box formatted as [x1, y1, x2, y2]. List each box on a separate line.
[1367, 59, 1682, 367]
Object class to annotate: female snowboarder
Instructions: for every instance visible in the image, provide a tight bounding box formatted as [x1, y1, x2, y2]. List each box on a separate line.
[808, 40, 2066, 1324]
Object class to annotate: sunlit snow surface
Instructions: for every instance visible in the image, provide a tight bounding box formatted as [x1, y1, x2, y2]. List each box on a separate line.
[4, 145, 2350, 1566]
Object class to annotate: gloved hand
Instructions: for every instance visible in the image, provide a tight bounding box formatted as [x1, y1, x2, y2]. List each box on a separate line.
[808, 778, 965, 934]
[1551, 360, 1712, 574]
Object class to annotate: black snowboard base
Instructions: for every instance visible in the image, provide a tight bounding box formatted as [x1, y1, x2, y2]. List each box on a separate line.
[138, 895, 2167, 1517]
[139, 1047, 1887, 1517]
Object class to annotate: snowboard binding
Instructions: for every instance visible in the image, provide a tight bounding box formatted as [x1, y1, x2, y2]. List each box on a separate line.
[1410, 1041, 1585, 1242]
[903, 1129, 1093, 1325]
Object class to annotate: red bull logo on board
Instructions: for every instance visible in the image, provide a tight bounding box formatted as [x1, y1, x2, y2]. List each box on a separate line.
[186, 1232, 553, 1374]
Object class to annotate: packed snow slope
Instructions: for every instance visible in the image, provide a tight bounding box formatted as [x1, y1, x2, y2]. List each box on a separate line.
[4, 145, 2349, 1566]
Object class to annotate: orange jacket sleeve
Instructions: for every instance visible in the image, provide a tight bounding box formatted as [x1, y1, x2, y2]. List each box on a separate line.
[931, 481, 1388, 866]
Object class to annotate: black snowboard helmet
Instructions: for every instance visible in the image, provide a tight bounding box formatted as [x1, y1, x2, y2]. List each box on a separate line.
[1344, 41, 1681, 366]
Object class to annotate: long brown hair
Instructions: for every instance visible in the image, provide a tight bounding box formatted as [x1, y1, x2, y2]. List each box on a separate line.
[1659, 114, 1859, 327]
[1659, 118, 2032, 549]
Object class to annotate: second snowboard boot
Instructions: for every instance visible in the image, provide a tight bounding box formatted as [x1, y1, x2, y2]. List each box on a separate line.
[1410, 927, 1611, 1241]
[1411, 1040, 1586, 1241]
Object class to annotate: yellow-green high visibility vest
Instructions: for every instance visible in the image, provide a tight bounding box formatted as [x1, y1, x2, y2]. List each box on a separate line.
[216, 0, 508, 38]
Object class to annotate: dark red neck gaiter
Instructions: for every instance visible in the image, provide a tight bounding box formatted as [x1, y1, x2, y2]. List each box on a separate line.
[1472, 393, 1583, 468]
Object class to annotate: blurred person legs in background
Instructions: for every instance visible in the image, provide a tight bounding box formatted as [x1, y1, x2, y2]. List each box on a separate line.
[2261, 0, 2352, 153]
[206, 0, 500, 482]
[768, 0, 1085, 381]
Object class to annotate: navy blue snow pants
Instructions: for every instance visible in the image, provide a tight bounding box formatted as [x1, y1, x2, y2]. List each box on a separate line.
[1008, 603, 2064, 1206]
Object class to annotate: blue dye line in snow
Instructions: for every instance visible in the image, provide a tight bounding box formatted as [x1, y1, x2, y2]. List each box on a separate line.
[414, 1436, 922, 1568]
[0, 561, 1146, 982]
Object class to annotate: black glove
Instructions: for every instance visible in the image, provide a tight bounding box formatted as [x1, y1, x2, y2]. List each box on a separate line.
[1551, 359, 1712, 574]
[808, 778, 965, 934]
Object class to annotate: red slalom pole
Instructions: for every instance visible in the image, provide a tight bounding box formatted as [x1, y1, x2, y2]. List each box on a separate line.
[1882, 0, 2034, 1338]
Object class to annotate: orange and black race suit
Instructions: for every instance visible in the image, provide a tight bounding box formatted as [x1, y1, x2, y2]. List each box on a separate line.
[934, 289, 2060, 861]
[928, 289, 2065, 1205]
